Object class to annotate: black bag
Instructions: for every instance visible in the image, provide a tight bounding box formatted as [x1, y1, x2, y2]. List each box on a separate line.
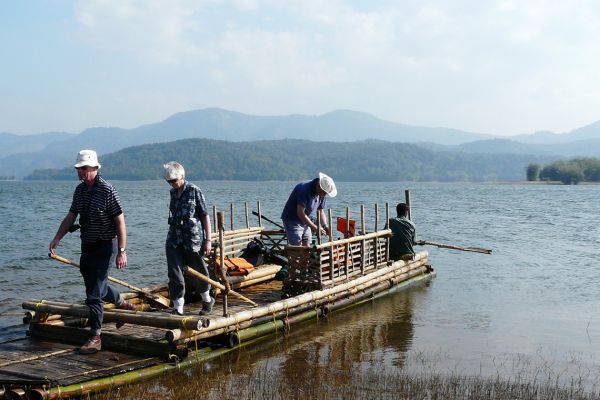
[240, 238, 266, 266]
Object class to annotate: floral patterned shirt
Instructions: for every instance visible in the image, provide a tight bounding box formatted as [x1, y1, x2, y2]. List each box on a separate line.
[166, 181, 209, 252]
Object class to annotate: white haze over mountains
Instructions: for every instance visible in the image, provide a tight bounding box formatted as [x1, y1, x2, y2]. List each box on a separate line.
[2, 1, 600, 136]
[1, 108, 600, 179]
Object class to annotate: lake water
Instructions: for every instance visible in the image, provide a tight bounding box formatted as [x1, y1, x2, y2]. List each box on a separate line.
[1, 180, 600, 388]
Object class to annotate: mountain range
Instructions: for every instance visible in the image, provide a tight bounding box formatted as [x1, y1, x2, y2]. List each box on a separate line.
[2, 108, 600, 179]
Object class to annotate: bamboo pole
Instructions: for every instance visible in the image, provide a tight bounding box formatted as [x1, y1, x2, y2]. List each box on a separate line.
[230, 203, 234, 231]
[345, 207, 350, 278]
[244, 202, 249, 228]
[256, 201, 262, 227]
[251, 211, 284, 229]
[48, 253, 170, 309]
[417, 240, 492, 254]
[385, 202, 390, 261]
[185, 265, 258, 306]
[22, 301, 204, 331]
[217, 212, 229, 317]
[405, 189, 411, 220]
[327, 209, 334, 281]
[316, 211, 322, 245]
[360, 205, 366, 274]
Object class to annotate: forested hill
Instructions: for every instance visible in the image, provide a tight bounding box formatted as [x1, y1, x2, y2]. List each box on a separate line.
[25, 138, 554, 182]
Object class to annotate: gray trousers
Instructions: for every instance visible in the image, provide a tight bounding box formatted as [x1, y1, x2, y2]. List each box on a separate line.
[166, 244, 210, 301]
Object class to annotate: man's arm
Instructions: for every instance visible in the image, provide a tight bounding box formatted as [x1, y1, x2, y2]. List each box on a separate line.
[200, 214, 212, 256]
[49, 212, 77, 254]
[114, 213, 127, 269]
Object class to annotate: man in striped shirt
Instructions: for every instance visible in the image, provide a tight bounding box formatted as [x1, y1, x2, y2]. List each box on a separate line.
[49, 149, 136, 354]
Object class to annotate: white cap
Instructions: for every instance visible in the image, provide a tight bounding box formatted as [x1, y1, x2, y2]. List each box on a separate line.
[74, 150, 101, 169]
[318, 172, 337, 197]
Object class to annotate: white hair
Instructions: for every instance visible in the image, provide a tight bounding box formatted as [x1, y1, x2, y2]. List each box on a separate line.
[163, 161, 185, 180]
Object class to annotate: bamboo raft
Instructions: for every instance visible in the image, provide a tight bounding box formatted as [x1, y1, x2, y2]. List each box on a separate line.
[0, 200, 435, 399]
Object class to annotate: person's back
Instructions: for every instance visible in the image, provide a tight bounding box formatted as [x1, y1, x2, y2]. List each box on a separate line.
[389, 203, 416, 260]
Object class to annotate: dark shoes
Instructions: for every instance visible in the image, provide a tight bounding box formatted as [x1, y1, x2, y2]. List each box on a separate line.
[171, 309, 184, 316]
[116, 301, 138, 329]
[199, 297, 215, 316]
[79, 335, 101, 354]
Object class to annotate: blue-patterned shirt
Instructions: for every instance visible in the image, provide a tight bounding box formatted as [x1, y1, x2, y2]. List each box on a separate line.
[166, 181, 209, 252]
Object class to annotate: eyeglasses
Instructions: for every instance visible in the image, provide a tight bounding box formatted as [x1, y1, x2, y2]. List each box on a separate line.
[166, 179, 177, 184]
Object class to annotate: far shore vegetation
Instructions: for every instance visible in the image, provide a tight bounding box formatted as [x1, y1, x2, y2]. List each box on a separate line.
[527, 157, 600, 185]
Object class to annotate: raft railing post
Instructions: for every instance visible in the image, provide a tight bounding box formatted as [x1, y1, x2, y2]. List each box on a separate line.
[230, 203, 234, 231]
[345, 207, 350, 279]
[385, 202, 390, 262]
[328, 209, 334, 281]
[373, 203, 379, 267]
[217, 212, 228, 317]
[212, 206, 217, 236]
[257, 201, 262, 227]
[360, 205, 366, 275]
[244, 202, 249, 228]
[316, 211, 322, 245]
[405, 189, 411, 220]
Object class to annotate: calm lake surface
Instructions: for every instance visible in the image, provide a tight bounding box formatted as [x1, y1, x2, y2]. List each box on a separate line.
[1, 180, 600, 389]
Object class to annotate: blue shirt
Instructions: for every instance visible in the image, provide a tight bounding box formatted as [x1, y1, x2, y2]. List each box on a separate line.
[69, 175, 123, 242]
[281, 178, 327, 223]
[166, 181, 209, 252]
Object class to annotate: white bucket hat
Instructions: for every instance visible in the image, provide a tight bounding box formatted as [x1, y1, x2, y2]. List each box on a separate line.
[318, 172, 337, 197]
[74, 149, 101, 169]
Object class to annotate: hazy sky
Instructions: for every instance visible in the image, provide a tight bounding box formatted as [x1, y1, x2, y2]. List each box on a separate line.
[2, 0, 600, 136]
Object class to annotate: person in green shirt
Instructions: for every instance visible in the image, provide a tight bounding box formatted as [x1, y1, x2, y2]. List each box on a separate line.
[388, 203, 416, 261]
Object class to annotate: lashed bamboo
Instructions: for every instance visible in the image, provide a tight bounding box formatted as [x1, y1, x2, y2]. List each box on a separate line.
[197, 253, 427, 334]
[22, 301, 204, 330]
[169, 260, 427, 344]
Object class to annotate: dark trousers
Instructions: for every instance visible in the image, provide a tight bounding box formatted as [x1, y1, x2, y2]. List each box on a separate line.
[80, 239, 121, 336]
[166, 244, 210, 301]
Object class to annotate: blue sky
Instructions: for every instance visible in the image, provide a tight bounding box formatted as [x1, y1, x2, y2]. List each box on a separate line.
[2, 0, 600, 135]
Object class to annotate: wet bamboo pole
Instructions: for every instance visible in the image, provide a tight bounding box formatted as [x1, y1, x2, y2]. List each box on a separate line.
[244, 202, 249, 228]
[194, 253, 428, 335]
[168, 257, 428, 344]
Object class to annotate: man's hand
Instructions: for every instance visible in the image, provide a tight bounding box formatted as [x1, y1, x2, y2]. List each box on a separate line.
[116, 252, 127, 269]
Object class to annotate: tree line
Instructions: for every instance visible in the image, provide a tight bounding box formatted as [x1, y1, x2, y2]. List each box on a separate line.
[526, 157, 600, 184]
[25, 138, 552, 182]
